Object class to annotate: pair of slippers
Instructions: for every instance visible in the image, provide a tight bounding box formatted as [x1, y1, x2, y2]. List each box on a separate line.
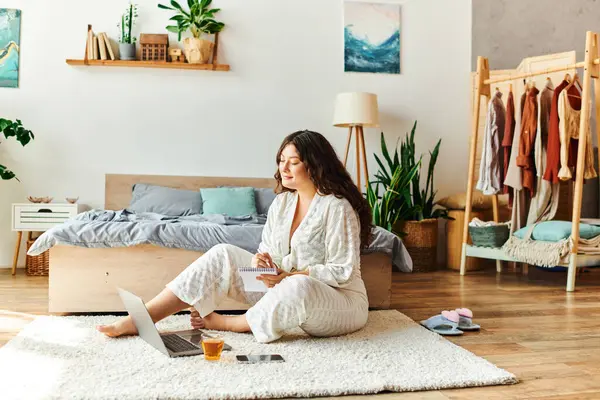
[420, 308, 480, 336]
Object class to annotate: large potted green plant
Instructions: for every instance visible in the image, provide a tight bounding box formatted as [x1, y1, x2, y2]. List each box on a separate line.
[0, 118, 34, 181]
[118, 2, 139, 61]
[366, 138, 421, 235]
[158, 0, 225, 64]
[369, 121, 449, 272]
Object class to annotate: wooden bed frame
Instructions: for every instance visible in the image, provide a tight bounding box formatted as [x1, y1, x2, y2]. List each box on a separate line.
[48, 174, 393, 313]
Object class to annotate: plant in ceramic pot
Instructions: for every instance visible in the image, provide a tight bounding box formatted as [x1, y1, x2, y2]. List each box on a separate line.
[117, 2, 139, 60]
[369, 121, 450, 272]
[158, 0, 225, 64]
[0, 118, 34, 181]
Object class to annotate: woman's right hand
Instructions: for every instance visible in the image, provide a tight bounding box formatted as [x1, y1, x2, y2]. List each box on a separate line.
[190, 309, 205, 329]
[252, 252, 275, 269]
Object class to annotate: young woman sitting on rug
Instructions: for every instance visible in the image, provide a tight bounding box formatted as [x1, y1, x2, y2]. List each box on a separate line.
[97, 130, 372, 343]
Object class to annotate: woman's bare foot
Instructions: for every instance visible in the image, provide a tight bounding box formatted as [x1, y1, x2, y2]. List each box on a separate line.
[96, 316, 138, 337]
[202, 312, 250, 333]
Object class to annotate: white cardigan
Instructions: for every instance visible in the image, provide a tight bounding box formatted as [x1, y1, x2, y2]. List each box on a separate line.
[258, 191, 365, 291]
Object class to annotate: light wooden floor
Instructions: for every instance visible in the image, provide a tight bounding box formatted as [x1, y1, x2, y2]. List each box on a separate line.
[1, 266, 600, 399]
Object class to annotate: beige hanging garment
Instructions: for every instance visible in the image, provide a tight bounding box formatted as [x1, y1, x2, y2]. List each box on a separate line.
[557, 86, 597, 181]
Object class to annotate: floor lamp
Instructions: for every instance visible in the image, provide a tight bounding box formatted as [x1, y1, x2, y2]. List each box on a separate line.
[332, 92, 380, 192]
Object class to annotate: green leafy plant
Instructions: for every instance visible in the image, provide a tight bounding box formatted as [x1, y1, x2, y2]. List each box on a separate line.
[158, 0, 225, 41]
[399, 121, 449, 221]
[0, 118, 34, 181]
[367, 121, 450, 235]
[366, 159, 421, 235]
[118, 2, 139, 44]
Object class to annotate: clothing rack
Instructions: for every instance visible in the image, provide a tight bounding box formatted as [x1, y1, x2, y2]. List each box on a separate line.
[460, 31, 600, 292]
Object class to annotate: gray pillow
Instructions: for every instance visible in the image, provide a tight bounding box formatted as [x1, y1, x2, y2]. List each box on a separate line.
[127, 183, 203, 216]
[254, 188, 277, 215]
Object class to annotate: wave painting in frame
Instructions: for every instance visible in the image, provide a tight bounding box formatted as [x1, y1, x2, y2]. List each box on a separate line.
[0, 9, 21, 88]
[344, 1, 400, 74]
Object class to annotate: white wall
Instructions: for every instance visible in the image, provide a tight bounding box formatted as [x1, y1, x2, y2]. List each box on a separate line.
[0, 0, 472, 267]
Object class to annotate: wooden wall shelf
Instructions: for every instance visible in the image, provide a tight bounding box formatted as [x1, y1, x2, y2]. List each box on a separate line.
[65, 59, 230, 71]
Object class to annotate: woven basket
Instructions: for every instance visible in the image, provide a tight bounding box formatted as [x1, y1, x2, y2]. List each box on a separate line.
[395, 218, 438, 272]
[26, 239, 49, 276]
[468, 224, 510, 248]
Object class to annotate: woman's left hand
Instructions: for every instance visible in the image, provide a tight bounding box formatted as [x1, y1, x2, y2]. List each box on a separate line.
[257, 268, 291, 288]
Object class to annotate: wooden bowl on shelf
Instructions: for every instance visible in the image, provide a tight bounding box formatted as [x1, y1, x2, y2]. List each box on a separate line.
[27, 196, 53, 203]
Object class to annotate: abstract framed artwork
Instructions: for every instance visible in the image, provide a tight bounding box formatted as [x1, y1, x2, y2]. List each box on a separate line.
[0, 9, 21, 88]
[344, 1, 401, 74]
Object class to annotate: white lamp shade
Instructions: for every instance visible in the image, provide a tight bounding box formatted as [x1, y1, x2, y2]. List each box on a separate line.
[332, 92, 380, 127]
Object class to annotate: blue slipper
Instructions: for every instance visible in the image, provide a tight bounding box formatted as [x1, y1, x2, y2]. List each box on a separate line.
[420, 310, 463, 336]
[455, 308, 481, 331]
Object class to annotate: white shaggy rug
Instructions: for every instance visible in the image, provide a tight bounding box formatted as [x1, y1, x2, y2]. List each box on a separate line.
[0, 310, 516, 400]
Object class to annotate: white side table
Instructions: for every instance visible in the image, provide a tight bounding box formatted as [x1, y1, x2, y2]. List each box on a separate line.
[11, 203, 82, 276]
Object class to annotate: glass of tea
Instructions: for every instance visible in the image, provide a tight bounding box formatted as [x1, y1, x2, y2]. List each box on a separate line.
[201, 334, 225, 361]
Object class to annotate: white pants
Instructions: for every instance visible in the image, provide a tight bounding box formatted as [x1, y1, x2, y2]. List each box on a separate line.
[166, 244, 369, 343]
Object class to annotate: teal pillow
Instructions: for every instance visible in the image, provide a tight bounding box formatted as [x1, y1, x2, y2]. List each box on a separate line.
[200, 187, 257, 216]
[514, 221, 600, 241]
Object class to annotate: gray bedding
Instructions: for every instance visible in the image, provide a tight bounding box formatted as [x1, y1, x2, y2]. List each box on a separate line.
[27, 210, 413, 273]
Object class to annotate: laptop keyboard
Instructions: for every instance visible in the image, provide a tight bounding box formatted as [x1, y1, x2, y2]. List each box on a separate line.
[161, 334, 200, 353]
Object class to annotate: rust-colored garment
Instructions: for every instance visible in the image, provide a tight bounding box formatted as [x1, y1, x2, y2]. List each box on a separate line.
[501, 91, 515, 198]
[544, 80, 581, 183]
[543, 80, 568, 183]
[516, 86, 539, 196]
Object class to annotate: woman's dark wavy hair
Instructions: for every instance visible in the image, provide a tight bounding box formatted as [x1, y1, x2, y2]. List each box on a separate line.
[274, 130, 373, 248]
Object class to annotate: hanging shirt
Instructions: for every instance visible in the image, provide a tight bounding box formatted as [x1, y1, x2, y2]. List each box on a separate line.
[501, 91, 516, 196]
[476, 91, 506, 195]
[535, 80, 554, 175]
[543, 80, 569, 183]
[517, 86, 540, 196]
[567, 84, 584, 180]
[557, 87, 598, 180]
[504, 91, 527, 191]
[527, 79, 559, 225]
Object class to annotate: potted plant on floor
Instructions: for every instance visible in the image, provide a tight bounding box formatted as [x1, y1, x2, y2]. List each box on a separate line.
[158, 0, 225, 64]
[0, 118, 34, 181]
[369, 121, 450, 272]
[118, 2, 139, 60]
[366, 143, 421, 235]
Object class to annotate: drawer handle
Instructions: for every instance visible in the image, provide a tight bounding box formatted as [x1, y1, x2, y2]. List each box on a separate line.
[37, 209, 53, 213]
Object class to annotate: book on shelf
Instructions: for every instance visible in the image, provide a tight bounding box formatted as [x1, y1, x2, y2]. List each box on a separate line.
[87, 29, 93, 60]
[93, 35, 99, 60]
[98, 33, 107, 60]
[101, 33, 115, 60]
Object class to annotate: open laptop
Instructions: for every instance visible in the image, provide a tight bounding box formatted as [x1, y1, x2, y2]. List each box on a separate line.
[117, 287, 232, 358]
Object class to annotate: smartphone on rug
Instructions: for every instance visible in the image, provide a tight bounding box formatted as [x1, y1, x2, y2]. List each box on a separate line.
[236, 354, 285, 363]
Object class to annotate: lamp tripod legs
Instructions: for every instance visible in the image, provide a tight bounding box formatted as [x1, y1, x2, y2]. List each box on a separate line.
[343, 127, 352, 167]
[342, 126, 370, 193]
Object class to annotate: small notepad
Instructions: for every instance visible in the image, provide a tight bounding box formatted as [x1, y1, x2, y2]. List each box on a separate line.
[238, 267, 278, 292]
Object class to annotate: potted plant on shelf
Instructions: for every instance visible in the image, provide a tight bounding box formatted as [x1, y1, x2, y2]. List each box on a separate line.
[368, 121, 450, 272]
[158, 0, 225, 64]
[0, 118, 34, 181]
[118, 2, 139, 60]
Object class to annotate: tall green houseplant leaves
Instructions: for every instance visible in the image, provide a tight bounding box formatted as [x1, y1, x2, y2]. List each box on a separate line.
[400, 121, 449, 221]
[367, 130, 422, 236]
[0, 118, 34, 181]
[367, 121, 450, 236]
[158, 0, 225, 41]
[118, 3, 139, 44]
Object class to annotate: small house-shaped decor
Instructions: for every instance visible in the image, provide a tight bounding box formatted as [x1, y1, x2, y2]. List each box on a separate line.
[140, 34, 168, 62]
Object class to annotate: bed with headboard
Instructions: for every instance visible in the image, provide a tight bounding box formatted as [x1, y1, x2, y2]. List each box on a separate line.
[48, 174, 393, 313]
